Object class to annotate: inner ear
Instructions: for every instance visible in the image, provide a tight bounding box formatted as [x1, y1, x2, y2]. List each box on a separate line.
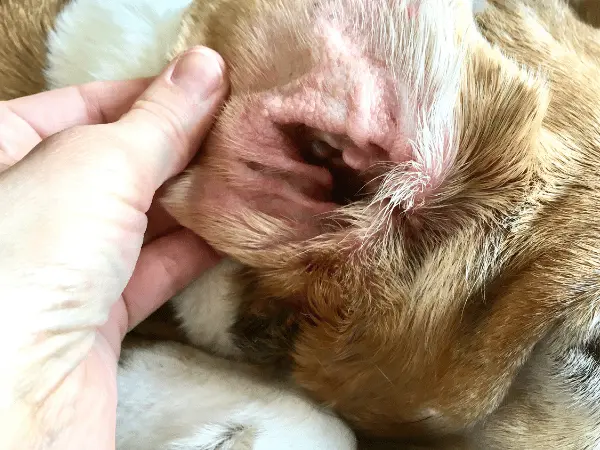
[280, 124, 378, 205]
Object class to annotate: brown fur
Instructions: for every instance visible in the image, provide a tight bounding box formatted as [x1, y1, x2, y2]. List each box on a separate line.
[163, 0, 600, 446]
[571, 0, 600, 27]
[0, 0, 69, 100]
[1, 0, 600, 448]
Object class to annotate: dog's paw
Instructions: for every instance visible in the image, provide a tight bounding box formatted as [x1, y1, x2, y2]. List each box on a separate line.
[173, 258, 244, 358]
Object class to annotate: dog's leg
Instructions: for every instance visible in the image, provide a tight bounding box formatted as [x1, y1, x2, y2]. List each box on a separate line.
[171, 258, 246, 358]
[117, 340, 357, 450]
[118, 258, 357, 449]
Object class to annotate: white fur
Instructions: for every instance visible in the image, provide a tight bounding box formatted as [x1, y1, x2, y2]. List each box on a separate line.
[117, 342, 357, 450]
[45, 0, 193, 89]
[164, 259, 357, 449]
[172, 258, 244, 358]
[118, 257, 357, 450]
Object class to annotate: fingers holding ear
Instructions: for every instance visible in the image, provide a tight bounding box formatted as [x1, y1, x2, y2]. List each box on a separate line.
[0, 45, 228, 187]
[0, 78, 154, 173]
[123, 228, 222, 333]
[100, 228, 222, 351]
[0, 103, 41, 172]
[116, 47, 228, 190]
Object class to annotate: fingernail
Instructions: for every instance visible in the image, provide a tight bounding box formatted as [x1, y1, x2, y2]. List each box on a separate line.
[170, 46, 225, 96]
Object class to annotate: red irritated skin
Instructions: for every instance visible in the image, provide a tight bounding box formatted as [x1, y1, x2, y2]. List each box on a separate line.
[162, 0, 596, 442]
[165, 0, 467, 251]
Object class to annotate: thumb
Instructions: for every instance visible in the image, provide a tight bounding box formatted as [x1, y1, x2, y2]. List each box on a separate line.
[113, 46, 228, 189]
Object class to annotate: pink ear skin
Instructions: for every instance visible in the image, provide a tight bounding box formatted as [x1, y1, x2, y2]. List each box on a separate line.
[163, 1, 461, 247]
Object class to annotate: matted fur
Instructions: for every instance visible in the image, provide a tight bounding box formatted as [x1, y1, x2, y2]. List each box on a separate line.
[1, 0, 600, 449]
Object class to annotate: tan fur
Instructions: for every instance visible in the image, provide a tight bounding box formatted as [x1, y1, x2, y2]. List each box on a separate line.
[1, 0, 600, 449]
[0, 0, 69, 100]
[163, 0, 600, 446]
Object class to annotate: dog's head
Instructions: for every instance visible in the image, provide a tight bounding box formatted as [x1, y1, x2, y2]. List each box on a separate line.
[164, 0, 600, 441]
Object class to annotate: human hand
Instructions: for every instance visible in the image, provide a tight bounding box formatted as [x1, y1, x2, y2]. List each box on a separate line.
[0, 47, 228, 449]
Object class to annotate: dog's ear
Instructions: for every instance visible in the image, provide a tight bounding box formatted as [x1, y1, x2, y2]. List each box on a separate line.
[161, 170, 196, 229]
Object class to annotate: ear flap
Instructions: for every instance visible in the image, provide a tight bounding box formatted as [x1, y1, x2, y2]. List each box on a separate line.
[160, 163, 300, 268]
[160, 170, 197, 230]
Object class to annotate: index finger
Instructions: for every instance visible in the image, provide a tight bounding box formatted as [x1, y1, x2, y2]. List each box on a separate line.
[0, 77, 153, 170]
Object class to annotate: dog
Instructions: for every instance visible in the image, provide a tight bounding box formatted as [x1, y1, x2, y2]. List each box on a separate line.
[1, 0, 599, 448]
